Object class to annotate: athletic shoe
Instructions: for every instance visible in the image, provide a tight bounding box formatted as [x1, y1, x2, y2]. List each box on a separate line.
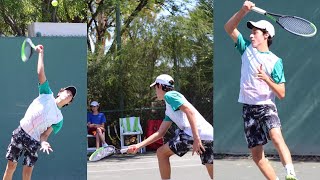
[285, 174, 298, 180]
[102, 143, 108, 148]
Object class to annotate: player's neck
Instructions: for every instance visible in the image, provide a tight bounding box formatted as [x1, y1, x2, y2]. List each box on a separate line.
[256, 43, 269, 52]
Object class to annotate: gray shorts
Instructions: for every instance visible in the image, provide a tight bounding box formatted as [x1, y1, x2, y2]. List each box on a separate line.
[6, 126, 41, 167]
[242, 104, 281, 148]
[168, 129, 213, 165]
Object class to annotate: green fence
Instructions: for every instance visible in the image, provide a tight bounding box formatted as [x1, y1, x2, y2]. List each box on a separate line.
[214, 0, 320, 155]
[0, 38, 87, 179]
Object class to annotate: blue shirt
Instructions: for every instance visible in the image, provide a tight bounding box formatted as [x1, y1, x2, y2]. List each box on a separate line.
[87, 112, 106, 125]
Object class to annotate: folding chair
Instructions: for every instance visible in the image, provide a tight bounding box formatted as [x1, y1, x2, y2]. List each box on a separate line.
[119, 117, 144, 153]
[87, 134, 96, 154]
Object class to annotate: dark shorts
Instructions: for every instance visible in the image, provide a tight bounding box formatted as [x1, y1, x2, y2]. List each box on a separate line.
[6, 126, 41, 167]
[168, 129, 214, 165]
[87, 126, 105, 135]
[242, 104, 281, 148]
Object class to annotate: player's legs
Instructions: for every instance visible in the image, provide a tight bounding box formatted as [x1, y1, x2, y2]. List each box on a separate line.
[156, 143, 175, 180]
[22, 166, 33, 180]
[250, 145, 277, 180]
[3, 161, 17, 180]
[243, 104, 278, 179]
[269, 128, 292, 165]
[200, 140, 214, 179]
[205, 164, 213, 179]
[264, 105, 297, 179]
[4, 127, 26, 180]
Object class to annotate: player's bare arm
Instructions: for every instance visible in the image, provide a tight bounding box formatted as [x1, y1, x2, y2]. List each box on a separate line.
[129, 121, 172, 154]
[224, 1, 255, 42]
[257, 65, 285, 99]
[179, 103, 205, 155]
[36, 45, 47, 84]
[40, 127, 53, 142]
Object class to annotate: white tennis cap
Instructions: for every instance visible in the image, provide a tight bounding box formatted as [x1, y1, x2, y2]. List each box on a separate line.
[90, 101, 99, 106]
[247, 20, 275, 37]
[150, 74, 174, 87]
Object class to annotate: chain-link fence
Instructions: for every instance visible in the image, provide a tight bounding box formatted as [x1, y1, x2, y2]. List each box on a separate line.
[88, 99, 213, 150]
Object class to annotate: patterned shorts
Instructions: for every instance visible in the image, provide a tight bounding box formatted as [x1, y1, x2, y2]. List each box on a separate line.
[168, 129, 214, 165]
[6, 126, 41, 167]
[242, 104, 281, 148]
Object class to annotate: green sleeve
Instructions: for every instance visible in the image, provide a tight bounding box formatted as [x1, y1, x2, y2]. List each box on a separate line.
[235, 33, 251, 55]
[52, 120, 63, 134]
[163, 115, 172, 122]
[39, 80, 53, 94]
[164, 91, 185, 111]
[271, 59, 286, 84]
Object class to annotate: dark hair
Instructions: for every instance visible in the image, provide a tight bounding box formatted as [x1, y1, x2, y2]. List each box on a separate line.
[156, 82, 174, 92]
[261, 29, 273, 47]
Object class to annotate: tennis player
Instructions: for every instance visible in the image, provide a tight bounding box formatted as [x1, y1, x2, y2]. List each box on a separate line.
[224, 1, 297, 180]
[127, 74, 214, 180]
[3, 45, 77, 180]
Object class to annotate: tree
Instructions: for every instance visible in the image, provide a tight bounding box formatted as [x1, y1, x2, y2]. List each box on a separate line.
[0, 0, 87, 36]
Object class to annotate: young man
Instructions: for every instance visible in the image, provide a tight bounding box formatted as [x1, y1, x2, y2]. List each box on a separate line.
[3, 45, 77, 180]
[224, 1, 297, 180]
[127, 74, 214, 180]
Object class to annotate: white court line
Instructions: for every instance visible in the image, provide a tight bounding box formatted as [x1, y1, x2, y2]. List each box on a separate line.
[87, 158, 200, 167]
[88, 164, 202, 173]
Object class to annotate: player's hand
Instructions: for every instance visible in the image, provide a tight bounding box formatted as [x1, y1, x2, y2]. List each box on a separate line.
[192, 138, 205, 156]
[127, 145, 138, 154]
[256, 64, 269, 81]
[35, 45, 44, 54]
[40, 141, 53, 154]
[242, 1, 255, 13]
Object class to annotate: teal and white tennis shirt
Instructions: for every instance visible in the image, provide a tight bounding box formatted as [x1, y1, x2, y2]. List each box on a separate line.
[20, 81, 63, 142]
[236, 33, 285, 105]
[163, 91, 213, 141]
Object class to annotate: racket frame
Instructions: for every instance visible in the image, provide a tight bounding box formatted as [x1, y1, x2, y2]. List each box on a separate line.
[251, 6, 317, 37]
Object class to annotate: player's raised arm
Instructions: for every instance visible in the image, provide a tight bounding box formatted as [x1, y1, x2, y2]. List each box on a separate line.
[36, 45, 47, 84]
[224, 1, 255, 42]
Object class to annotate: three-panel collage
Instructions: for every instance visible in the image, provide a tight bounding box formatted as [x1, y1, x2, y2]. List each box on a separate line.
[0, 0, 319, 180]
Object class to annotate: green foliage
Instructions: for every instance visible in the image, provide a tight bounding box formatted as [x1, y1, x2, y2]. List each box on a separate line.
[88, 0, 213, 125]
[0, 0, 87, 36]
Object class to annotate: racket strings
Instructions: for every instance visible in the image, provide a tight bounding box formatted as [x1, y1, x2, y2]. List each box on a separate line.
[278, 17, 316, 36]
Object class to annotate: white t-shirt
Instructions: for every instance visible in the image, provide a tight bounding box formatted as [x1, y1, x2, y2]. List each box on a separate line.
[163, 91, 213, 141]
[235, 33, 286, 105]
[20, 81, 63, 141]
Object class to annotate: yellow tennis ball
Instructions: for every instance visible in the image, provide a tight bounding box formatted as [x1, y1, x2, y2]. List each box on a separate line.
[51, 0, 58, 7]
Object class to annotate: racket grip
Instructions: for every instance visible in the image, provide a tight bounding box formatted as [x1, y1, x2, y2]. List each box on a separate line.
[251, 7, 266, 15]
[120, 148, 128, 154]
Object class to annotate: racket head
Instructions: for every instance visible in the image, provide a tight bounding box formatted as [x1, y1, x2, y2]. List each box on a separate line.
[277, 16, 317, 37]
[21, 38, 33, 62]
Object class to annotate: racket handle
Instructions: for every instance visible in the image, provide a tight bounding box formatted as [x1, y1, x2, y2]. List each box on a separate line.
[120, 148, 128, 154]
[251, 7, 267, 15]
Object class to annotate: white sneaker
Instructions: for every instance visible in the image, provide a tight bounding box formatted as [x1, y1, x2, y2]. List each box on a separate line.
[102, 143, 108, 148]
[285, 174, 298, 180]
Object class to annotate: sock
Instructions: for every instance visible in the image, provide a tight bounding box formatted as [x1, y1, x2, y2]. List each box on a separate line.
[285, 164, 296, 176]
[276, 177, 279, 180]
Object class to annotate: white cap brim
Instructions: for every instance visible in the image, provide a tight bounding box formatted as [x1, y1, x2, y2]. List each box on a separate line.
[150, 82, 156, 87]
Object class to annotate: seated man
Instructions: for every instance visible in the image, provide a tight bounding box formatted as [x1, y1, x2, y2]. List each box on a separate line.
[87, 101, 108, 148]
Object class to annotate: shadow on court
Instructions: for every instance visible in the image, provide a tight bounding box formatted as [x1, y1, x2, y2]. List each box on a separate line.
[87, 151, 211, 180]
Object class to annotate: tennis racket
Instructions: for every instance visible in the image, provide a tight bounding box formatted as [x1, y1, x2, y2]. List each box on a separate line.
[21, 38, 37, 62]
[252, 6, 317, 37]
